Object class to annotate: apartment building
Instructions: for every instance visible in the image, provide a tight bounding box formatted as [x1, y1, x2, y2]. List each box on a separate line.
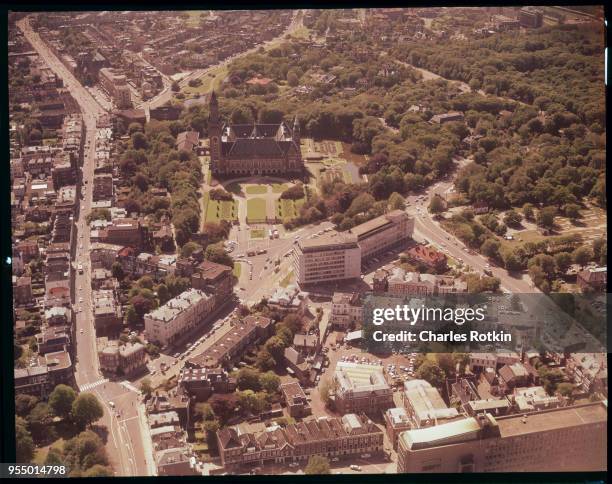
[397, 402, 607, 473]
[293, 233, 361, 286]
[93, 289, 123, 333]
[329, 292, 363, 330]
[217, 413, 383, 468]
[99, 67, 132, 108]
[101, 218, 143, 248]
[333, 361, 394, 415]
[190, 259, 234, 306]
[186, 315, 273, 369]
[144, 288, 215, 348]
[98, 339, 147, 376]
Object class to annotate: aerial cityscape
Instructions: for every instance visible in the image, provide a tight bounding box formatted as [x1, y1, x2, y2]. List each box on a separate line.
[8, 7, 607, 477]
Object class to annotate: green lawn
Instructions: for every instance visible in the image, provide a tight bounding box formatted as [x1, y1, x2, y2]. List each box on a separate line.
[251, 228, 266, 239]
[272, 183, 288, 193]
[233, 262, 241, 278]
[204, 192, 237, 223]
[246, 185, 268, 195]
[276, 198, 305, 220]
[247, 198, 267, 221]
[180, 64, 228, 98]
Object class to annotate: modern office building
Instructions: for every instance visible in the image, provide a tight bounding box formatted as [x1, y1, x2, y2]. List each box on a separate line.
[293, 233, 361, 286]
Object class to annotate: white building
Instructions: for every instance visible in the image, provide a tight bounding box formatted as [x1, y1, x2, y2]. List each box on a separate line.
[329, 292, 363, 330]
[144, 288, 214, 348]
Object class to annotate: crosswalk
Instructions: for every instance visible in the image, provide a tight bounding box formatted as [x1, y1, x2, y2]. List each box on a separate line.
[120, 380, 141, 394]
[79, 378, 108, 392]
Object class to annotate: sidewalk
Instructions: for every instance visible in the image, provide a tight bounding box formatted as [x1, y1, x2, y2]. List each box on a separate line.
[137, 401, 157, 476]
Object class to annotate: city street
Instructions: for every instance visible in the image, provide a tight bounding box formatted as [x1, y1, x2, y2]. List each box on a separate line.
[17, 16, 154, 477]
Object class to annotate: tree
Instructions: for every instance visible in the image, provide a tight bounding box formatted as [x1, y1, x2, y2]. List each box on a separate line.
[553, 252, 572, 275]
[140, 378, 153, 398]
[305, 455, 331, 474]
[15, 417, 34, 463]
[131, 132, 147, 150]
[433, 353, 454, 375]
[204, 241, 233, 267]
[481, 238, 501, 260]
[49, 384, 77, 419]
[111, 262, 124, 281]
[522, 203, 535, 221]
[556, 382, 574, 398]
[415, 360, 446, 388]
[202, 419, 220, 451]
[27, 402, 52, 441]
[429, 195, 446, 215]
[319, 380, 332, 406]
[195, 402, 215, 421]
[255, 349, 276, 371]
[171, 81, 180, 92]
[563, 203, 581, 220]
[536, 207, 556, 230]
[15, 394, 38, 417]
[572, 246, 592, 268]
[388, 192, 406, 211]
[236, 368, 261, 391]
[503, 210, 522, 227]
[259, 371, 280, 394]
[83, 465, 113, 477]
[71, 393, 104, 428]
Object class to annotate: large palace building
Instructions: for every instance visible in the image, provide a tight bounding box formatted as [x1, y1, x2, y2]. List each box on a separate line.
[208, 92, 303, 177]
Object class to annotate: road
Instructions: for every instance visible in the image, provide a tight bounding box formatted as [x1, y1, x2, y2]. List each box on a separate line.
[404, 157, 536, 295]
[18, 16, 154, 477]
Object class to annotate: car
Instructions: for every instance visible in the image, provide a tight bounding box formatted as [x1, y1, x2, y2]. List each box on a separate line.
[109, 401, 115, 408]
[79, 297, 83, 303]
[350, 465, 361, 471]
[174, 352, 180, 358]
[80, 329, 84, 334]
[288, 462, 300, 468]
[361, 453, 371, 458]
[330, 457, 340, 462]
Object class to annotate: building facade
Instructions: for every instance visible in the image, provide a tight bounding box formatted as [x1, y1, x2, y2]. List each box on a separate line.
[293, 233, 361, 286]
[217, 413, 383, 468]
[208, 92, 303, 177]
[334, 361, 394, 415]
[144, 288, 215, 348]
[397, 403, 607, 473]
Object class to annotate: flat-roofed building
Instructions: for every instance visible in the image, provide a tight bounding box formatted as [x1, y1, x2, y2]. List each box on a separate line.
[280, 381, 311, 418]
[350, 209, 413, 263]
[398, 402, 607, 473]
[334, 361, 393, 415]
[403, 379, 459, 428]
[144, 288, 215, 348]
[293, 233, 361, 286]
[93, 289, 123, 332]
[99, 67, 132, 108]
[177, 367, 236, 401]
[385, 407, 412, 449]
